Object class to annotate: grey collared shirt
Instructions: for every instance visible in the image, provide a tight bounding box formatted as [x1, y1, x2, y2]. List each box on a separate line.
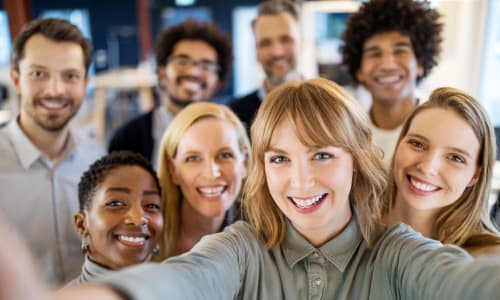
[100, 217, 500, 300]
[0, 120, 102, 284]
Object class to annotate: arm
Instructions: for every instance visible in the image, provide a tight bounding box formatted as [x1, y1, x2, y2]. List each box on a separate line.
[59, 222, 251, 300]
[383, 226, 500, 300]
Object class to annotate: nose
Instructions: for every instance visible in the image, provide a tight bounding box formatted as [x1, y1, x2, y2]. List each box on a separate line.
[289, 160, 314, 189]
[46, 76, 65, 97]
[202, 159, 221, 179]
[125, 203, 147, 226]
[416, 151, 440, 176]
[379, 52, 398, 70]
[270, 41, 285, 57]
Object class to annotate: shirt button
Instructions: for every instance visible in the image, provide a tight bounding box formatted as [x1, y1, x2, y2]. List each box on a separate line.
[313, 252, 320, 258]
[314, 278, 322, 286]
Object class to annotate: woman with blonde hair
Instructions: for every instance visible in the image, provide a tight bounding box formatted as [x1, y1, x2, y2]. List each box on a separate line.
[55, 79, 500, 300]
[154, 102, 250, 260]
[383, 87, 500, 255]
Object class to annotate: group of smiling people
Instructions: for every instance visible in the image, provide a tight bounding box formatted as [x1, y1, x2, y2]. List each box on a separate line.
[24, 76, 495, 299]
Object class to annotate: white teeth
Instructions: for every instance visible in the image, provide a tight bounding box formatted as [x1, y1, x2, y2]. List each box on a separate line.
[198, 186, 225, 197]
[377, 75, 400, 84]
[118, 235, 146, 243]
[41, 100, 66, 109]
[290, 194, 325, 209]
[410, 177, 437, 192]
[181, 80, 201, 91]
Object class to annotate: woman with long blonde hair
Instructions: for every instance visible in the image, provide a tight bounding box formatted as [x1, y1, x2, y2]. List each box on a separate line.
[383, 87, 500, 255]
[154, 102, 250, 260]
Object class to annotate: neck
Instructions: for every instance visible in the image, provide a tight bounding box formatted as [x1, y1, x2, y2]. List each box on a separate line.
[177, 199, 226, 254]
[370, 96, 418, 130]
[388, 194, 436, 238]
[18, 116, 70, 161]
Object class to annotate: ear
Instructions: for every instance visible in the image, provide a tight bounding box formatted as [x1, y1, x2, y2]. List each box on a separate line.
[417, 62, 424, 78]
[73, 211, 88, 237]
[158, 66, 166, 88]
[467, 166, 481, 187]
[167, 158, 180, 185]
[355, 69, 365, 85]
[241, 151, 249, 179]
[10, 68, 21, 95]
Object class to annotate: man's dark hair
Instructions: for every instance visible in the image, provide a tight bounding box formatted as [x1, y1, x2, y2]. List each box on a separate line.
[11, 18, 93, 75]
[342, 0, 442, 84]
[78, 151, 161, 211]
[155, 19, 232, 85]
[252, 0, 299, 28]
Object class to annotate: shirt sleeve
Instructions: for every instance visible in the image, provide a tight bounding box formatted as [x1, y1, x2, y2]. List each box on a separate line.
[98, 222, 252, 300]
[382, 225, 500, 300]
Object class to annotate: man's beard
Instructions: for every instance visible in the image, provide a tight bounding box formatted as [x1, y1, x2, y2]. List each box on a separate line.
[169, 94, 195, 109]
[266, 68, 300, 86]
[24, 95, 78, 132]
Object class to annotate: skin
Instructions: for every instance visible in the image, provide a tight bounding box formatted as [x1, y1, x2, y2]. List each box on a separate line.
[264, 118, 354, 247]
[74, 166, 163, 270]
[169, 117, 247, 224]
[158, 39, 221, 115]
[253, 12, 301, 89]
[10, 34, 89, 159]
[390, 108, 480, 237]
[356, 31, 423, 130]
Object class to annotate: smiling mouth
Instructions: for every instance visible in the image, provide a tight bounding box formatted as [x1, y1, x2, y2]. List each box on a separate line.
[408, 175, 440, 192]
[115, 234, 149, 247]
[197, 185, 227, 198]
[288, 193, 327, 209]
[375, 74, 402, 85]
[39, 99, 70, 110]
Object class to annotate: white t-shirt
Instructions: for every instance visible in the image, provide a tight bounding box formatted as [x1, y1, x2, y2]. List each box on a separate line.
[370, 123, 402, 169]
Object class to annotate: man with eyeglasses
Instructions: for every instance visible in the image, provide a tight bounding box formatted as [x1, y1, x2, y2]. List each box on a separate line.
[229, 0, 301, 135]
[109, 19, 232, 164]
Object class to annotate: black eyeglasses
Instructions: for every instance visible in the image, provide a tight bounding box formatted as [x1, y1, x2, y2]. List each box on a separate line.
[167, 55, 220, 73]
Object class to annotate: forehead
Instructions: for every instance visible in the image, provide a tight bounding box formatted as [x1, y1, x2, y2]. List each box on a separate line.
[253, 12, 299, 39]
[171, 39, 217, 61]
[99, 166, 155, 188]
[19, 33, 86, 72]
[363, 31, 413, 49]
[177, 117, 240, 151]
[408, 107, 480, 153]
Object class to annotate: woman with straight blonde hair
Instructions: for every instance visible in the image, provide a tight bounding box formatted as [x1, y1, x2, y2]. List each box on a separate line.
[55, 79, 500, 300]
[383, 87, 500, 256]
[153, 102, 250, 260]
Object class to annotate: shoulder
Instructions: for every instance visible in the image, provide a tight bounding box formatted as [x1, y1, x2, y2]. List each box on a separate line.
[228, 90, 260, 109]
[116, 111, 154, 133]
[109, 111, 154, 145]
[467, 244, 500, 257]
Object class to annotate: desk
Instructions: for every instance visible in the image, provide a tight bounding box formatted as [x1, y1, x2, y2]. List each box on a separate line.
[92, 68, 157, 143]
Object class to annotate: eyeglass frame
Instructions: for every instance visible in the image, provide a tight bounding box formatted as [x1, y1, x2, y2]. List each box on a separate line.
[166, 55, 220, 73]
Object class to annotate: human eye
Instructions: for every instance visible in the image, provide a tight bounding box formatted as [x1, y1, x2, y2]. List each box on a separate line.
[200, 60, 220, 72]
[29, 70, 46, 79]
[407, 138, 425, 149]
[219, 151, 235, 160]
[280, 35, 293, 44]
[144, 202, 161, 211]
[313, 152, 333, 160]
[258, 39, 272, 48]
[363, 49, 380, 59]
[269, 155, 289, 164]
[105, 199, 125, 208]
[65, 72, 81, 82]
[184, 155, 200, 163]
[448, 153, 466, 164]
[394, 47, 410, 55]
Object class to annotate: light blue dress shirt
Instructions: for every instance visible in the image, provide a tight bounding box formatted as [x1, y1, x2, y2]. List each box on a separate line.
[0, 120, 103, 284]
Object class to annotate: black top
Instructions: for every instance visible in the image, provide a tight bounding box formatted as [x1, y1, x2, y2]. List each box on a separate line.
[228, 90, 261, 137]
[108, 110, 154, 162]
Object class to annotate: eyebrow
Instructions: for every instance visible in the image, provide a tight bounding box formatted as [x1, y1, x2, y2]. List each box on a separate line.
[363, 41, 412, 52]
[105, 187, 160, 196]
[265, 145, 326, 154]
[406, 133, 474, 159]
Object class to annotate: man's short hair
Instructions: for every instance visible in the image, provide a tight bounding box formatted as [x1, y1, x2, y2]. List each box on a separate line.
[251, 0, 299, 28]
[155, 19, 232, 85]
[342, 0, 442, 84]
[11, 18, 93, 75]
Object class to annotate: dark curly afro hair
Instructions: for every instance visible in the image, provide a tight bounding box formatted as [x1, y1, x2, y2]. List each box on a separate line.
[78, 151, 161, 211]
[342, 0, 443, 84]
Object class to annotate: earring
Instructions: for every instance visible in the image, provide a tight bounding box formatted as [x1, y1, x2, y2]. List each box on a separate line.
[152, 245, 160, 257]
[81, 238, 89, 255]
